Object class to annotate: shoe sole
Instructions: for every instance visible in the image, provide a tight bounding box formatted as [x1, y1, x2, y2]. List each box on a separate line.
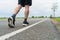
[8, 18, 14, 28]
[23, 24, 29, 26]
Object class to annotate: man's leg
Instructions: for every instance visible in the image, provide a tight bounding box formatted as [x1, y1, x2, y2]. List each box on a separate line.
[13, 5, 22, 15]
[23, 5, 29, 25]
[8, 4, 22, 28]
[11, 4, 22, 24]
[24, 5, 29, 20]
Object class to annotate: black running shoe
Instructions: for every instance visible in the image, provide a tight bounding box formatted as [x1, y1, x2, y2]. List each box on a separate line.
[23, 21, 29, 26]
[8, 17, 15, 28]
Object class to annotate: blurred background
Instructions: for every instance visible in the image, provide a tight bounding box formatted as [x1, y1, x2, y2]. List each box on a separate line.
[0, 0, 60, 18]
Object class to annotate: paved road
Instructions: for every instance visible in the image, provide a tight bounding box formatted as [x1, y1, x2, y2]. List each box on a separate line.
[0, 18, 60, 40]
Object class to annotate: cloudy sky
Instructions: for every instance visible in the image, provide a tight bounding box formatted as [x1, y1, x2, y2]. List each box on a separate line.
[0, 0, 60, 17]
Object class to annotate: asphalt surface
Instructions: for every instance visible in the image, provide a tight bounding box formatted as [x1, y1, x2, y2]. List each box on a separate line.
[0, 18, 60, 40]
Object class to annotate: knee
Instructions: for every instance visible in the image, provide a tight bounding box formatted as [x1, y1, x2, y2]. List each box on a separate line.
[25, 5, 29, 10]
[18, 4, 22, 8]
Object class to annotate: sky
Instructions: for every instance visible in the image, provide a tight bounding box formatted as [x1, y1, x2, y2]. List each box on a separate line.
[0, 0, 60, 17]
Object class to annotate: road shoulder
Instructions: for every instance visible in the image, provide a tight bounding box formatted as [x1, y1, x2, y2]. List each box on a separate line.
[50, 19, 60, 32]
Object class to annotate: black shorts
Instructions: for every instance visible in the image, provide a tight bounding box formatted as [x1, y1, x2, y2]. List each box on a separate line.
[18, 0, 32, 7]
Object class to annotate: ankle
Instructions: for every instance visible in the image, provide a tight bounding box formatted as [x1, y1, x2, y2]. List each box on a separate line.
[11, 14, 16, 17]
[24, 18, 27, 21]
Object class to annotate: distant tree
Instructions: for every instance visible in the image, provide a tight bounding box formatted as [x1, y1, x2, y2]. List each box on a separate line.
[32, 16, 34, 18]
[45, 16, 47, 18]
[38, 16, 44, 18]
[35, 16, 37, 18]
[38, 16, 40, 18]
[41, 16, 44, 18]
[50, 15, 53, 18]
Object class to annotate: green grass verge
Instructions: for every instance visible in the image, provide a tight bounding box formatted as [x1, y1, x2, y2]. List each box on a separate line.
[51, 18, 60, 22]
[0, 18, 7, 20]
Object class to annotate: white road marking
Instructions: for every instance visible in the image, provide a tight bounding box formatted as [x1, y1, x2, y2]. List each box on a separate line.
[0, 19, 48, 40]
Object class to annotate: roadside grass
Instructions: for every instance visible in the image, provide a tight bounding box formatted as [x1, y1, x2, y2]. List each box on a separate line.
[51, 17, 60, 32]
[0, 18, 7, 20]
[51, 18, 60, 22]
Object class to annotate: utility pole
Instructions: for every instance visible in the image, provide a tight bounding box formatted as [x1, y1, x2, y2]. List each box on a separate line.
[51, 2, 58, 17]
